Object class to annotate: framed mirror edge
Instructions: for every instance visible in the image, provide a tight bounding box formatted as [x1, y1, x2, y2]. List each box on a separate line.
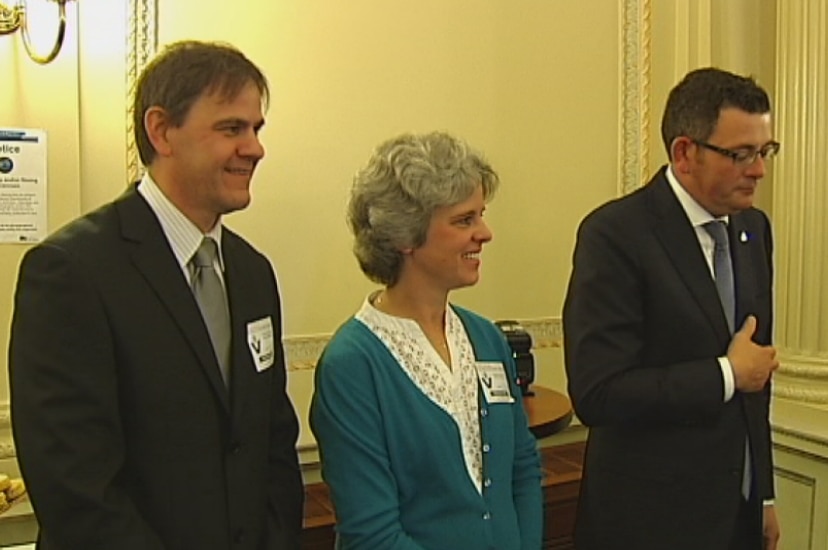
[125, 0, 158, 185]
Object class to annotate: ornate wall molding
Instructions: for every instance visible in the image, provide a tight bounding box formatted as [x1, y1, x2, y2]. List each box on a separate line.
[618, 0, 652, 195]
[0, 403, 13, 460]
[283, 317, 563, 371]
[778, 355, 828, 380]
[0, 318, 563, 460]
[774, 384, 828, 406]
[0, 442, 13, 461]
[126, 0, 158, 184]
[774, 356, 828, 405]
[284, 334, 330, 371]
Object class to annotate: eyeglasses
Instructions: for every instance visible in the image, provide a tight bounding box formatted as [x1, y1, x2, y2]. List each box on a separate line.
[692, 139, 781, 165]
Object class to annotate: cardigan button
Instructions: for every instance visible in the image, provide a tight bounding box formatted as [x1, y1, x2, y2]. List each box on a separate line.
[482, 444, 490, 453]
[480, 409, 488, 417]
[484, 478, 492, 488]
[483, 512, 491, 520]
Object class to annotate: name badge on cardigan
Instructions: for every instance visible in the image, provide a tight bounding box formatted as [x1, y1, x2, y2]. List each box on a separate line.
[475, 362, 514, 404]
[247, 316, 275, 372]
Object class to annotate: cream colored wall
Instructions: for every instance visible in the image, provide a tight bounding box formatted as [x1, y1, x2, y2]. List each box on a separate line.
[156, 0, 620, 336]
[0, 5, 84, 476]
[6, 5, 825, 545]
[0, 4, 82, 408]
[155, 0, 622, 451]
[0, 1, 146, 411]
[0, 0, 626, 462]
[0, 25, 23, 475]
[77, 0, 129, 209]
[1, 0, 782, 462]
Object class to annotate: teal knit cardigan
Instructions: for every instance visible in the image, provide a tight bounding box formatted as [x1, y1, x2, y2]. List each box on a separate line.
[310, 305, 543, 550]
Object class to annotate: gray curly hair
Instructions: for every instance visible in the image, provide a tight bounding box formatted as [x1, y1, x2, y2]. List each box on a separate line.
[348, 131, 499, 286]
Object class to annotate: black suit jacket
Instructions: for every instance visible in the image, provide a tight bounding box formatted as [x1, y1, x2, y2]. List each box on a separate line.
[9, 186, 303, 550]
[563, 167, 774, 550]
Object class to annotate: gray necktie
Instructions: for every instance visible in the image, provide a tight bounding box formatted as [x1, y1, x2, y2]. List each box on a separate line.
[703, 221, 735, 333]
[703, 221, 751, 499]
[190, 238, 231, 387]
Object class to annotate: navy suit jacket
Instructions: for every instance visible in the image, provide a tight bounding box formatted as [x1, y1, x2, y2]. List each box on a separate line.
[563, 167, 774, 550]
[9, 186, 303, 549]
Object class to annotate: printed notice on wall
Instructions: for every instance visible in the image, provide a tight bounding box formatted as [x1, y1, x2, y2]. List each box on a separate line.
[0, 128, 47, 243]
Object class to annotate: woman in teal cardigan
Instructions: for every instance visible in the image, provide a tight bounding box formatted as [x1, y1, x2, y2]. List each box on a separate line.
[310, 132, 543, 550]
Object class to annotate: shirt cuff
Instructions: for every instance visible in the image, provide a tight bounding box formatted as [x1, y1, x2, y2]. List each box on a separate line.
[763, 499, 775, 507]
[719, 356, 735, 402]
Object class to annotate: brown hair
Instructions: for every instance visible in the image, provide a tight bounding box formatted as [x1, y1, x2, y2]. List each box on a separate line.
[133, 40, 269, 166]
[661, 67, 770, 158]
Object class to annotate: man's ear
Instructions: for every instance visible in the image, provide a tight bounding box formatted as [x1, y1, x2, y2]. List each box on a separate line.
[670, 137, 695, 175]
[144, 107, 174, 158]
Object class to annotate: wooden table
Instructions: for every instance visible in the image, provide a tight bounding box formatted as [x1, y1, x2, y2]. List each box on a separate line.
[523, 385, 574, 439]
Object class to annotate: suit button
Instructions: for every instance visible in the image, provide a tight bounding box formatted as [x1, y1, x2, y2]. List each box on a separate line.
[233, 529, 244, 543]
[229, 442, 241, 454]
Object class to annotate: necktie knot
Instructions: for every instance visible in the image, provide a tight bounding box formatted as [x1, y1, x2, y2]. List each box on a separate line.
[703, 220, 730, 250]
[192, 238, 219, 269]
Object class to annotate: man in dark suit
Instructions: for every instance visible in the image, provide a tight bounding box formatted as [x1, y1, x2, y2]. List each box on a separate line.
[9, 41, 303, 549]
[563, 68, 781, 550]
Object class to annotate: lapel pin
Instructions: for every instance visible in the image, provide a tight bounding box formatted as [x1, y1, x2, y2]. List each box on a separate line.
[739, 231, 749, 243]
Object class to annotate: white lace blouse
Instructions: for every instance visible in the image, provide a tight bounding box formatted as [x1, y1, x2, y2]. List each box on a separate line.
[355, 294, 484, 493]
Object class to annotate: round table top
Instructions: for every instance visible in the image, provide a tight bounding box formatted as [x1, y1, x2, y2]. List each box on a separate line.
[522, 386, 573, 439]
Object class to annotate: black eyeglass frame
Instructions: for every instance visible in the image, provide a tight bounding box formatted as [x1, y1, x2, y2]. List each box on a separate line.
[691, 139, 781, 165]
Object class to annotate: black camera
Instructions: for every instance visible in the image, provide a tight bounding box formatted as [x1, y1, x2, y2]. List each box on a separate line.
[494, 320, 534, 396]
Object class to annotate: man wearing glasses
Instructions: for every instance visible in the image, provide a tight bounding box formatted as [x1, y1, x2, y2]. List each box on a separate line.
[564, 68, 781, 550]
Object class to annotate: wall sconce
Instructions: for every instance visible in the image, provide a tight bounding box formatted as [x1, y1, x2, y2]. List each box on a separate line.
[0, 0, 75, 64]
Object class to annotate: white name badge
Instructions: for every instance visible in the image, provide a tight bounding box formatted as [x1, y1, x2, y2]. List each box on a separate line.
[247, 316, 275, 372]
[475, 361, 515, 404]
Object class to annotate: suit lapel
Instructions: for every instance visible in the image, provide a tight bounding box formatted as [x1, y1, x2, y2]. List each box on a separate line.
[646, 172, 732, 344]
[115, 187, 231, 413]
[728, 213, 757, 330]
[222, 232, 260, 423]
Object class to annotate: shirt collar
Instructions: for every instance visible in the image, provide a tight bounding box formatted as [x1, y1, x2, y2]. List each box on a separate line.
[137, 173, 225, 272]
[665, 165, 729, 228]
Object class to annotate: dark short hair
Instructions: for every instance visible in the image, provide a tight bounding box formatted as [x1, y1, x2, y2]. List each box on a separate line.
[133, 40, 269, 166]
[348, 132, 499, 286]
[661, 67, 771, 158]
